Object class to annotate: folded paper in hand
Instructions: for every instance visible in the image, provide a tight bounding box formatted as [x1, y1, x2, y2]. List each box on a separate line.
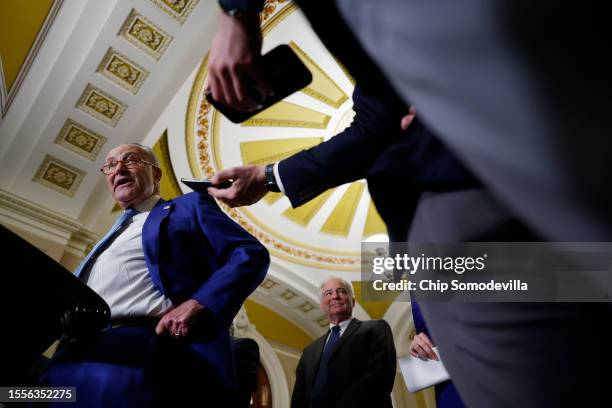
[398, 347, 451, 393]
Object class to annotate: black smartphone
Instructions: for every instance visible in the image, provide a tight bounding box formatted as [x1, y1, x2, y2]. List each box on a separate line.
[181, 177, 232, 192]
[206, 44, 313, 123]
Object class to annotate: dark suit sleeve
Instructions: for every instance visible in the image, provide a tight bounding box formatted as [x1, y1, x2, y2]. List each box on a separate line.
[291, 354, 308, 408]
[191, 193, 270, 326]
[218, 0, 265, 13]
[279, 85, 406, 207]
[333, 320, 397, 407]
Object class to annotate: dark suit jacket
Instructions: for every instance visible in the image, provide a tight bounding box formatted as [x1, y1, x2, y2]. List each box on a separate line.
[279, 85, 479, 241]
[220, 2, 479, 240]
[291, 318, 396, 408]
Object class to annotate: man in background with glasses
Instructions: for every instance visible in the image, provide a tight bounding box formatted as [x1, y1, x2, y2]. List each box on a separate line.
[40, 143, 270, 407]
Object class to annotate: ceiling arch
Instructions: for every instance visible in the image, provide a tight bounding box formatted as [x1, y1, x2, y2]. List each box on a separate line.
[0, 0, 60, 117]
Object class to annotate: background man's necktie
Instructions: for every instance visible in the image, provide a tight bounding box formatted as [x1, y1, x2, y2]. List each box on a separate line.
[311, 325, 341, 407]
[75, 208, 139, 279]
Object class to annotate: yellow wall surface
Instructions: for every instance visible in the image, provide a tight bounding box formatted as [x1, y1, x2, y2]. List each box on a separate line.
[0, 0, 54, 91]
[245, 299, 314, 351]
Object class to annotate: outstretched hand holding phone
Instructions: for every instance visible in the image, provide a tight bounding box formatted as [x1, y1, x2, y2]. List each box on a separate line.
[207, 12, 271, 112]
[207, 12, 312, 123]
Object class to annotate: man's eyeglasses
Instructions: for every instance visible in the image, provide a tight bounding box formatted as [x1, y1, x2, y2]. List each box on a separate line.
[100, 157, 157, 175]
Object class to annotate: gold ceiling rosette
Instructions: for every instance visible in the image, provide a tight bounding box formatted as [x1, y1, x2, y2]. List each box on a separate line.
[186, 1, 386, 270]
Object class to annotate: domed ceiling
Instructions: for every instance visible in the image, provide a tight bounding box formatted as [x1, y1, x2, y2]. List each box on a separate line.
[182, 2, 386, 271]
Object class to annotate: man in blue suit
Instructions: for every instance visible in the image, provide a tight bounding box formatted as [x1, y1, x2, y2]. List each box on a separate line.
[41, 143, 269, 407]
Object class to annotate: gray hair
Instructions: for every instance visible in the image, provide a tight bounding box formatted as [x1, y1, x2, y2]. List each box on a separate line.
[319, 277, 354, 299]
[124, 143, 160, 168]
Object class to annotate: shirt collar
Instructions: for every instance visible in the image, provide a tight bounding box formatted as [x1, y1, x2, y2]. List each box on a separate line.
[329, 317, 352, 332]
[132, 194, 161, 213]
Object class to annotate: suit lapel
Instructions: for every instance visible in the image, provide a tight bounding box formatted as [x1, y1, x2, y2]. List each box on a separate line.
[142, 198, 173, 296]
[306, 332, 329, 387]
[329, 318, 360, 359]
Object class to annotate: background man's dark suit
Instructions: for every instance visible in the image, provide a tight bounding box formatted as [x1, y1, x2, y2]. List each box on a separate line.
[291, 318, 396, 408]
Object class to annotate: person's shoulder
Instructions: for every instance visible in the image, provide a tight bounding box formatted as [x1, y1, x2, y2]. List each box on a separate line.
[360, 319, 391, 332]
[172, 191, 217, 206]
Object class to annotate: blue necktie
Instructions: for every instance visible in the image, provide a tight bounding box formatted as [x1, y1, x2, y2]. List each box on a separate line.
[311, 325, 341, 407]
[75, 208, 139, 279]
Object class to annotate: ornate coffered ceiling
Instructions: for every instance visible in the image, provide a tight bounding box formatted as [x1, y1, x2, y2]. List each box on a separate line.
[0, 0, 219, 220]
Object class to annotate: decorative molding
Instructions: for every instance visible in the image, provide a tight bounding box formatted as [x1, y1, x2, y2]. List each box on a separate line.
[288, 41, 349, 109]
[97, 48, 149, 94]
[280, 289, 297, 302]
[316, 316, 329, 328]
[232, 305, 254, 338]
[232, 306, 291, 408]
[268, 340, 302, 359]
[185, 54, 208, 178]
[0, 188, 84, 234]
[297, 301, 315, 313]
[261, 0, 295, 26]
[0, 188, 98, 265]
[118, 9, 173, 60]
[54, 118, 107, 160]
[261, 278, 279, 290]
[149, 0, 199, 24]
[64, 228, 99, 257]
[0, 0, 65, 118]
[240, 101, 331, 129]
[33, 155, 86, 197]
[0, 55, 6, 119]
[75, 84, 127, 127]
[254, 275, 327, 335]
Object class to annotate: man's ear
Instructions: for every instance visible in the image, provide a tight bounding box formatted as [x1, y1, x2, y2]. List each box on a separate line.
[153, 167, 162, 183]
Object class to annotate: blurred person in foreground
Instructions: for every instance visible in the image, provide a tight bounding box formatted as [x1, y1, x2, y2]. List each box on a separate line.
[206, 1, 612, 407]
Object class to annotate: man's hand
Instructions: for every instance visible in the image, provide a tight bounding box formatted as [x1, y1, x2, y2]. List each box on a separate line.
[409, 332, 439, 360]
[401, 106, 417, 131]
[208, 12, 271, 111]
[208, 165, 267, 207]
[155, 299, 204, 339]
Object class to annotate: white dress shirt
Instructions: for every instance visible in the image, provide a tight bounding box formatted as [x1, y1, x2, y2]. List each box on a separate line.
[325, 318, 352, 344]
[85, 195, 173, 319]
[272, 162, 286, 193]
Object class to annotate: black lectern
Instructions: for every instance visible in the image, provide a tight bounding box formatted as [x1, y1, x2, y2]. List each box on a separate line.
[0, 224, 110, 385]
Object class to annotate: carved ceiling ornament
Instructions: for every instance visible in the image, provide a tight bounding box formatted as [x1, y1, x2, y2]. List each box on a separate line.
[55, 118, 107, 160]
[33, 155, 85, 197]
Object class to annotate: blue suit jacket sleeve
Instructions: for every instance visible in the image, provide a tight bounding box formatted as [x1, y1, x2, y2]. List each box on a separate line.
[411, 301, 431, 338]
[279, 85, 407, 207]
[190, 193, 269, 325]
